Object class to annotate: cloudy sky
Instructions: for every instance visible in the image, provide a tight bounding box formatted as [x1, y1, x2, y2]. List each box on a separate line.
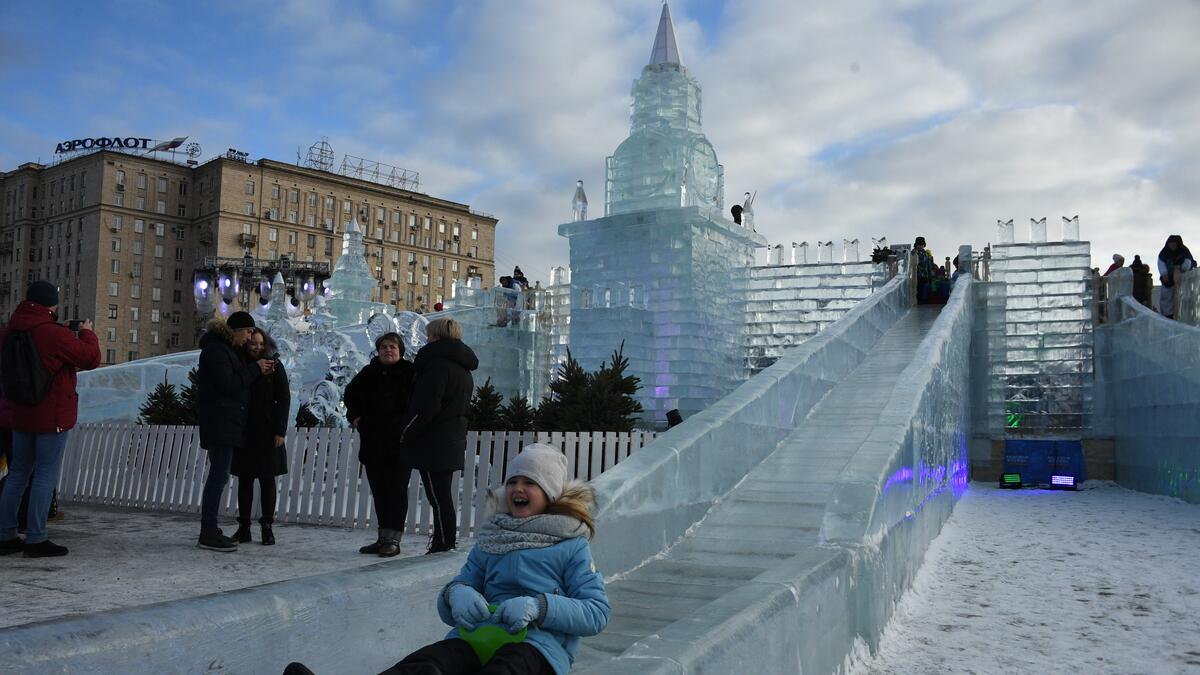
[2, 0, 1197, 282]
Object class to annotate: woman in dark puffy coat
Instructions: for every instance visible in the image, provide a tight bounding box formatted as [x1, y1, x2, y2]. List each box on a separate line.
[398, 317, 478, 554]
[343, 332, 414, 557]
[232, 328, 290, 546]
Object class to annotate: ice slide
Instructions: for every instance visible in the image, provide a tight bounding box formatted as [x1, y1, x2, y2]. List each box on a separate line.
[1, 276, 974, 674]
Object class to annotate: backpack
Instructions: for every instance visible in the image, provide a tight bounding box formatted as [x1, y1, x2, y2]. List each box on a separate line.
[0, 326, 55, 406]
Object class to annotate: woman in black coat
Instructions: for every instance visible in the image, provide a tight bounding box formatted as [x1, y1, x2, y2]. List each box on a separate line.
[398, 317, 478, 554]
[232, 328, 290, 545]
[343, 332, 414, 557]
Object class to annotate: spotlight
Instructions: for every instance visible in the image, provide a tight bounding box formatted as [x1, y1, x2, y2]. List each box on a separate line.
[999, 473, 1022, 489]
[1049, 474, 1078, 490]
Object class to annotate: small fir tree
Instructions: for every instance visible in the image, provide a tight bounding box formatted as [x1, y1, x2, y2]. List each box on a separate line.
[138, 377, 188, 425]
[534, 349, 592, 431]
[586, 342, 643, 432]
[177, 367, 200, 425]
[500, 396, 537, 432]
[467, 378, 505, 431]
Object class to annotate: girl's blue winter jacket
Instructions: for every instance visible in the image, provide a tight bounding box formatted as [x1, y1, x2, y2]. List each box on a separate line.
[437, 536, 611, 675]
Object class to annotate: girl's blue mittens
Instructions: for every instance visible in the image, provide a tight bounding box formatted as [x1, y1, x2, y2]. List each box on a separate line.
[447, 584, 491, 630]
[496, 596, 540, 634]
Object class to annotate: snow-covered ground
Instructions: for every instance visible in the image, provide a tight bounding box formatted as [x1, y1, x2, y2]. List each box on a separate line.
[851, 482, 1200, 675]
[0, 502, 444, 629]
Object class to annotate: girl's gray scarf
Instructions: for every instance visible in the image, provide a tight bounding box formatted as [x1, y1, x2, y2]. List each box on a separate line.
[476, 513, 587, 554]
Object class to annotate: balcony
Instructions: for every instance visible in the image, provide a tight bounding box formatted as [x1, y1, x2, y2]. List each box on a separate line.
[238, 233, 258, 247]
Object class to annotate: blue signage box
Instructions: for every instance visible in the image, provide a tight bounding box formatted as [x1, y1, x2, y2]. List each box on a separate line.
[1003, 439, 1085, 486]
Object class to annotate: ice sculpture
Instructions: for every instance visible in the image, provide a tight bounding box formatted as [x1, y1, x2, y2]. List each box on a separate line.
[562, 3, 766, 422]
[571, 180, 588, 222]
[741, 191, 755, 231]
[1029, 217, 1047, 243]
[996, 219, 1014, 244]
[324, 217, 387, 326]
[1062, 215, 1080, 241]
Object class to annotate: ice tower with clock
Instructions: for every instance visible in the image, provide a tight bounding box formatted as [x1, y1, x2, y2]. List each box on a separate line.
[559, 3, 766, 424]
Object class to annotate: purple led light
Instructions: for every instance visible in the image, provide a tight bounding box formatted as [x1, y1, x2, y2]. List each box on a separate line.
[1050, 475, 1075, 486]
[196, 280, 208, 291]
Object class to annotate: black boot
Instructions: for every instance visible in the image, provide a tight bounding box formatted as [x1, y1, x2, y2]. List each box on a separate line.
[377, 529, 401, 558]
[233, 523, 252, 544]
[24, 540, 69, 557]
[261, 524, 275, 546]
[359, 528, 385, 554]
[0, 538, 23, 556]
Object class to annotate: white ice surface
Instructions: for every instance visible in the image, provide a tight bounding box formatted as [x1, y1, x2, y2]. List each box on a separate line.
[850, 481, 1200, 675]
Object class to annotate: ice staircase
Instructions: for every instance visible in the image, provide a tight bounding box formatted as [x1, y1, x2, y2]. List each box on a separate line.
[574, 306, 944, 671]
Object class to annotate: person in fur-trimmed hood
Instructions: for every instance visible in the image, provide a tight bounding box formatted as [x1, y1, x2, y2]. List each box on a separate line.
[283, 443, 611, 675]
[195, 312, 275, 552]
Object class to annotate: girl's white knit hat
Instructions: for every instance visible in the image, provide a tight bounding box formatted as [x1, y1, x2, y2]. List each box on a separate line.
[505, 443, 568, 501]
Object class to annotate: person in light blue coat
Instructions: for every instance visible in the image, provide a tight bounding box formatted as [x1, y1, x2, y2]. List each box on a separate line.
[281, 444, 611, 675]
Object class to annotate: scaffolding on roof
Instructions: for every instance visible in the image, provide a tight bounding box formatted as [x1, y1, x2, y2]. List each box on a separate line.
[338, 154, 420, 192]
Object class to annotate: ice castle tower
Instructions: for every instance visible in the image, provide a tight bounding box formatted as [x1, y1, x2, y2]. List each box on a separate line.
[559, 3, 766, 424]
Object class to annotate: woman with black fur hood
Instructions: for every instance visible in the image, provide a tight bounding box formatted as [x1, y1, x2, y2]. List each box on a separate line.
[1157, 234, 1195, 319]
[343, 332, 414, 557]
[398, 317, 478, 554]
[232, 327, 290, 546]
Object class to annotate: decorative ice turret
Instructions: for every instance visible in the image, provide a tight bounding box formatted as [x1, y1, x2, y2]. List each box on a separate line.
[605, 3, 723, 217]
[560, 2, 766, 424]
[572, 180, 588, 222]
[324, 217, 385, 326]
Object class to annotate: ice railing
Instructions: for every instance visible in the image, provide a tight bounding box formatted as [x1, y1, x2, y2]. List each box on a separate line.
[1098, 288, 1200, 503]
[586, 274, 911, 574]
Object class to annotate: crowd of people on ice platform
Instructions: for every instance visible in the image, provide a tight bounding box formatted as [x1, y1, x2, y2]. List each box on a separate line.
[1104, 235, 1196, 320]
[1, 280, 610, 673]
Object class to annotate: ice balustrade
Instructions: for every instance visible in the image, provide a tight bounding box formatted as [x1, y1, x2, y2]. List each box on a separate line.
[1097, 286, 1200, 503]
[981, 238, 1095, 435]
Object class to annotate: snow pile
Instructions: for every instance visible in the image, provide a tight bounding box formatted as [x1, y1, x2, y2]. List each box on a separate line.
[851, 481, 1200, 674]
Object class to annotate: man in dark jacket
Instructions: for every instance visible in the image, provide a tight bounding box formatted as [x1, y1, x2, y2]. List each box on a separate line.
[195, 311, 273, 552]
[398, 317, 478, 553]
[0, 281, 100, 558]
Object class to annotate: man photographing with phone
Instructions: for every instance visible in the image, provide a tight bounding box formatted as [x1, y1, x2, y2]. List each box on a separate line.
[0, 281, 100, 558]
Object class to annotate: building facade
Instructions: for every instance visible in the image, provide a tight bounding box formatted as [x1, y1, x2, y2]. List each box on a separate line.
[0, 150, 497, 365]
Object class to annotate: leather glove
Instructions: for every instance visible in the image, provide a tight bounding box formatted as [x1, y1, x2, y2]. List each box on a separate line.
[496, 596, 540, 634]
[447, 584, 491, 631]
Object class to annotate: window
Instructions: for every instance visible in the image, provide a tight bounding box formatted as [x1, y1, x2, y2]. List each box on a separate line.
[436, 276, 443, 288]
[151, 287, 162, 301]
[391, 269, 398, 282]
[132, 240, 143, 255]
[470, 245, 478, 257]
[158, 177, 167, 192]
[172, 289, 181, 303]
[155, 222, 165, 236]
[156, 200, 165, 214]
[154, 244, 163, 258]
[174, 247, 183, 261]
[376, 207, 385, 223]
[307, 234, 316, 248]
[105, 349, 116, 363]
[325, 196, 334, 211]
[116, 170, 126, 185]
[173, 268, 181, 281]
[453, 223, 460, 237]
[129, 329, 138, 343]
[288, 210, 297, 224]
[111, 238, 121, 252]
[271, 185, 280, 199]
[243, 223, 253, 234]
[131, 262, 142, 277]
[290, 189, 299, 203]
[407, 270, 415, 283]
[107, 304, 118, 319]
[130, 307, 140, 321]
[136, 196, 145, 210]
[393, 211, 401, 224]
[269, 207, 278, 220]
[307, 214, 315, 227]
[287, 230, 297, 245]
[178, 204, 186, 217]
[108, 282, 119, 296]
[325, 238, 333, 255]
[268, 227, 278, 242]
[174, 225, 185, 240]
[471, 228, 478, 240]
[422, 255, 430, 266]
[438, 220, 446, 234]
[178, 181, 187, 196]
[308, 193, 317, 207]
[343, 200, 351, 213]
[168, 333, 179, 347]
[134, 219, 145, 233]
[112, 215, 123, 231]
[128, 351, 138, 361]
[246, 181, 255, 195]
[392, 250, 399, 263]
[244, 202, 254, 215]
[151, 331, 159, 345]
[151, 309, 160, 323]
[137, 174, 147, 189]
[422, 273, 429, 285]
[110, 259, 120, 274]
[153, 265, 163, 280]
[114, 193, 124, 207]
[452, 260, 459, 272]
[106, 328, 116, 341]
[130, 285, 141, 299]
[423, 217, 431, 230]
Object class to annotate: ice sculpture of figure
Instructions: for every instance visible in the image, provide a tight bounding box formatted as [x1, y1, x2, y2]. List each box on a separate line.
[324, 217, 386, 326]
[572, 180, 588, 222]
[605, 2, 723, 216]
[741, 191, 755, 231]
[561, 2, 766, 422]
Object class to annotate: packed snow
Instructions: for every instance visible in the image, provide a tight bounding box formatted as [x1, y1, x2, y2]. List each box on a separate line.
[851, 482, 1200, 674]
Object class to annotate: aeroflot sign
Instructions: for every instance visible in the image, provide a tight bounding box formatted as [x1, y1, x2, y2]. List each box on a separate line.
[55, 137, 153, 153]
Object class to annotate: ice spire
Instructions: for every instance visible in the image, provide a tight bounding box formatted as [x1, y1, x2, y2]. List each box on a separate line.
[649, 3, 682, 66]
[572, 180, 588, 222]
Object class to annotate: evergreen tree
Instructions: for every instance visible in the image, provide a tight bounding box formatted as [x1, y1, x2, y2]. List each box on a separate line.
[587, 341, 643, 432]
[534, 350, 591, 431]
[177, 367, 200, 425]
[467, 378, 505, 431]
[500, 396, 536, 432]
[138, 377, 188, 425]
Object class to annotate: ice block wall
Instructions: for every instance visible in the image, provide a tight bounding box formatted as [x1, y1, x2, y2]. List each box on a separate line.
[444, 282, 553, 404]
[75, 350, 199, 423]
[741, 260, 888, 374]
[560, 206, 765, 425]
[1099, 292, 1200, 503]
[984, 241, 1095, 434]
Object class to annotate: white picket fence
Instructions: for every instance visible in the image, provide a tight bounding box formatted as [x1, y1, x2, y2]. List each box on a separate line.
[55, 425, 656, 538]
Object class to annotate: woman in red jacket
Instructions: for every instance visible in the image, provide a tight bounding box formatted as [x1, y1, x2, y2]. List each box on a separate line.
[0, 282, 101, 558]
